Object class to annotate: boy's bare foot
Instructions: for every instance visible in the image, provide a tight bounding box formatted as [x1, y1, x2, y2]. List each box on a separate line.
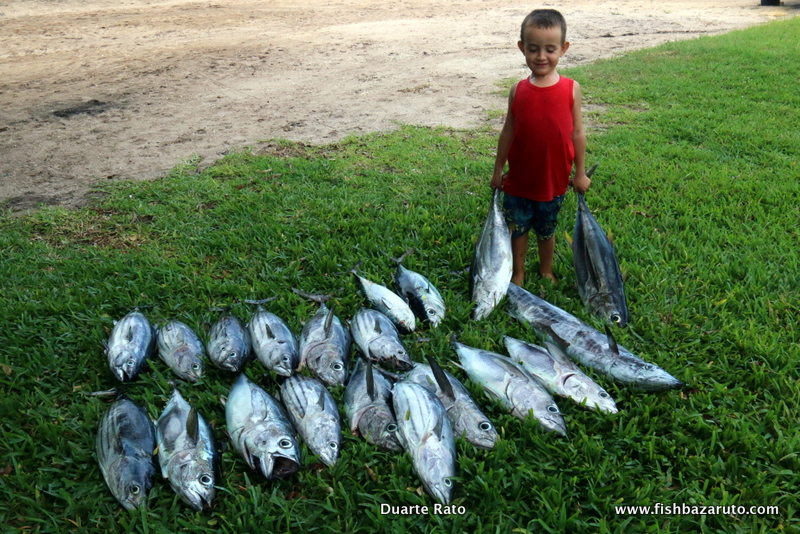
[511, 275, 524, 286]
[540, 272, 558, 285]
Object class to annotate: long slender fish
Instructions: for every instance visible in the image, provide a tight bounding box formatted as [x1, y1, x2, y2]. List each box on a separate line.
[155, 388, 217, 510]
[469, 188, 513, 320]
[104, 311, 156, 382]
[344, 359, 403, 451]
[225, 374, 301, 479]
[573, 166, 629, 326]
[350, 307, 413, 371]
[506, 283, 683, 392]
[207, 314, 252, 373]
[503, 336, 618, 414]
[157, 320, 205, 383]
[247, 301, 299, 377]
[280, 374, 342, 467]
[390, 252, 446, 328]
[405, 357, 497, 449]
[452, 338, 566, 436]
[298, 301, 351, 387]
[393, 381, 457, 505]
[352, 268, 416, 334]
[96, 395, 156, 510]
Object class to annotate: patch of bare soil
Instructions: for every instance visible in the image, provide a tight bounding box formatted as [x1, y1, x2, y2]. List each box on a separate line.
[0, 0, 795, 211]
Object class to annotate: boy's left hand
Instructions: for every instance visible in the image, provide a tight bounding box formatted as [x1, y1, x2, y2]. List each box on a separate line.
[570, 173, 591, 194]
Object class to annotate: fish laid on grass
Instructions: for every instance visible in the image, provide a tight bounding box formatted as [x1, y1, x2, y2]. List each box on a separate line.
[506, 283, 683, 392]
[296, 297, 351, 387]
[96, 395, 156, 510]
[352, 267, 416, 333]
[503, 336, 618, 414]
[207, 314, 252, 373]
[155, 388, 217, 511]
[225, 374, 301, 479]
[390, 251, 446, 328]
[157, 320, 205, 383]
[104, 311, 156, 382]
[247, 300, 299, 377]
[350, 307, 413, 371]
[469, 188, 513, 320]
[280, 374, 342, 467]
[393, 381, 457, 505]
[573, 164, 629, 326]
[452, 338, 566, 436]
[405, 357, 497, 449]
[344, 359, 403, 452]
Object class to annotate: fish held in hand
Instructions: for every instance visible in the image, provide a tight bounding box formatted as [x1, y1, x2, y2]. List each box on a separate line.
[104, 311, 156, 382]
[96, 395, 156, 510]
[156, 388, 217, 511]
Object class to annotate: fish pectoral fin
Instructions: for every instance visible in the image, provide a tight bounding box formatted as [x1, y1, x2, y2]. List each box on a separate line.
[186, 408, 199, 446]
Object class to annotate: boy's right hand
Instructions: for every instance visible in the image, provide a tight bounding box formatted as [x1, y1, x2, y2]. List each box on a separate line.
[490, 171, 507, 190]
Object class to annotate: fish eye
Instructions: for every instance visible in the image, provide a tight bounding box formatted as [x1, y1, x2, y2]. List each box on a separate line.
[228, 351, 237, 358]
[328, 441, 338, 450]
[547, 405, 559, 413]
[130, 485, 140, 495]
[279, 438, 293, 449]
[612, 314, 621, 323]
[200, 474, 213, 486]
[600, 391, 609, 398]
[443, 478, 452, 488]
[386, 423, 398, 433]
[426, 309, 435, 316]
[126, 358, 136, 367]
[333, 363, 343, 371]
[191, 363, 201, 370]
[282, 356, 290, 363]
[479, 422, 492, 431]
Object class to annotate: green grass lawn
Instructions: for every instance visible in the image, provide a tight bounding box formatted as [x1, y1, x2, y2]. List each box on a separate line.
[1, 16, 799, 534]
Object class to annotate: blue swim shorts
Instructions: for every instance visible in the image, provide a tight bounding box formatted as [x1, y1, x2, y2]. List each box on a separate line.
[502, 192, 565, 240]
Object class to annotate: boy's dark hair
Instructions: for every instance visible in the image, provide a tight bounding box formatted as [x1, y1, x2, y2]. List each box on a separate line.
[520, 9, 567, 44]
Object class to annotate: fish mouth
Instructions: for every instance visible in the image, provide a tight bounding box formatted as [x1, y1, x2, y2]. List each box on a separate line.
[271, 456, 301, 478]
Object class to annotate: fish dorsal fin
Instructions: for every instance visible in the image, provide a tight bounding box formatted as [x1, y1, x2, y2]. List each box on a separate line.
[125, 325, 134, 343]
[604, 325, 620, 357]
[186, 408, 199, 446]
[425, 355, 455, 401]
[323, 303, 335, 338]
[544, 342, 571, 366]
[365, 362, 376, 401]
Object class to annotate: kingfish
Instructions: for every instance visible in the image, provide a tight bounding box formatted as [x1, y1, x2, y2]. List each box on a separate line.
[452, 338, 566, 436]
[344, 359, 403, 451]
[506, 283, 683, 392]
[157, 320, 205, 383]
[350, 307, 413, 371]
[280, 374, 342, 467]
[405, 357, 497, 449]
[503, 336, 618, 414]
[393, 381, 457, 505]
[247, 301, 299, 377]
[155, 388, 217, 510]
[225, 374, 301, 479]
[207, 314, 252, 373]
[469, 188, 513, 320]
[96, 395, 156, 510]
[298, 301, 351, 387]
[104, 311, 156, 382]
[352, 268, 416, 333]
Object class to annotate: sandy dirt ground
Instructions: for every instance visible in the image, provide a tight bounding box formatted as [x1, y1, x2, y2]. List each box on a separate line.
[1, 0, 796, 211]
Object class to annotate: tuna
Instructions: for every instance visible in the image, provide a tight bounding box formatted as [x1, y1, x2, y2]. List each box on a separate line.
[207, 314, 252, 373]
[247, 301, 299, 377]
[344, 359, 403, 451]
[352, 268, 416, 333]
[104, 311, 156, 382]
[469, 188, 513, 320]
[350, 307, 413, 371]
[280, 374, 342, 467]
[157, 320, 205, 383]
[298, 301, 351, 387]
[390, 251, 446, 328]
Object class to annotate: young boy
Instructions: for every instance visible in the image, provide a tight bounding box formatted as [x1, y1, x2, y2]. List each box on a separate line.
[490, 8, 591, 285]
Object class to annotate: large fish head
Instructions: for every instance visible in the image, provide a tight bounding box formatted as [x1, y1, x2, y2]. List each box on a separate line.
[109, 349, 145, 382]
[420, 295, 446, 328]
[358, 406, 403, 452]
[110, 456, 156, 510]
[418, 448, 455, 505]
[265, 345, 299, 377]
[562, 375, 619, 414]
[305, 416, 342, 467]
[452, 409, 498, 450]
[242, 427, 300, 480]
[588, 296, 628, 328]
[210, 337, 249, 372]
[172, 346, 204, 383]
[307, 345, 349, 387]
[168, 453, 216, 511]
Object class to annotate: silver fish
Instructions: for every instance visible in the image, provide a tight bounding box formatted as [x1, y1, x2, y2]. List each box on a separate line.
[352, 269, 416, 333]
[393, 263, 446, 328]
[280, 374, 342, 467]
[350, 307, 413, 371]
[504, 336, 618, 414]
[405, 357, 497, 450]
[225, 374, 301, 479]
[104, 311, 156, 382]
[506, 283, 683, 392]
[393, 381, 456, 505]
[344, 359, 403, 452]
[298, 302, 351, 387]
[247, 304, 299, 377]
[573, 176, 629, 326]
[96, 395, 156, 510]
[207, 315, 252, 373]
[155, 388, 217, 511]
[469, 188, 513, 320]
[452, 338, 566, 436]
[157, 320, 205, 383]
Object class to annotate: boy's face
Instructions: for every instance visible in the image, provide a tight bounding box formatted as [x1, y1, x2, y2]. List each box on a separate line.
[518, 25, 569, 79]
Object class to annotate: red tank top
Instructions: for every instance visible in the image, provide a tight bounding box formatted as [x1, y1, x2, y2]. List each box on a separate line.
[503, 76, 575, 202]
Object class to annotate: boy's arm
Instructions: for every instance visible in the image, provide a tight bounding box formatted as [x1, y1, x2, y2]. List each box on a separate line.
[571, 81, 591, 193]
[490, 82, 518, 189]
